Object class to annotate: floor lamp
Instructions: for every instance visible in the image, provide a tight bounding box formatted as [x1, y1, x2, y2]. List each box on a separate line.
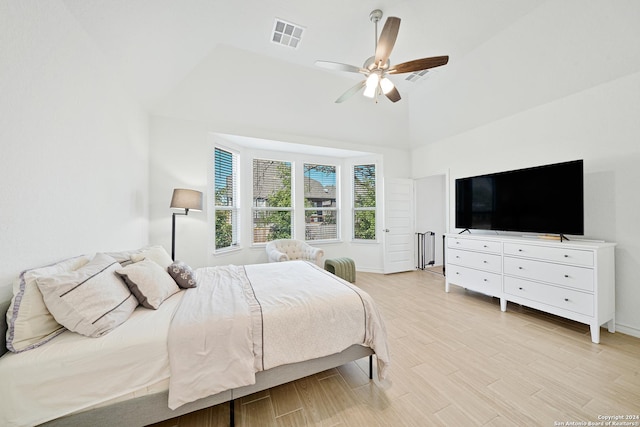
[170, 188, 203, 261]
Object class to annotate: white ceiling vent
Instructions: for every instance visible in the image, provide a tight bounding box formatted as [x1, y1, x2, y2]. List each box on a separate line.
[405, 69, 430, 82]
[271, 18, 304, 49]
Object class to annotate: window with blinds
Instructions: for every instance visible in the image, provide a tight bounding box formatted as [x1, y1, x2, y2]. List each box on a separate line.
[214, 147, 239, 251]
[304, 163, 338, 241]
[353, 164, 376, 240]
[252, 158, 292, 243]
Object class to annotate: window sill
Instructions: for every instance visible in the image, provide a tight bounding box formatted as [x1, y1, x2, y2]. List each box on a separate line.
[213, 246, 242, 256]
[305, 239, 341, 245]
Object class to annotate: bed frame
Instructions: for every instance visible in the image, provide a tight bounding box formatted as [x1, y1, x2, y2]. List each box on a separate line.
[0, 297, 375, 427]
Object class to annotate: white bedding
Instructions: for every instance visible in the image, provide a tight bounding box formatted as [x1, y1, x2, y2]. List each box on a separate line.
[0, 260, 390, 427]
[168, 261, 389, 409]
[0, 292, 183, 427]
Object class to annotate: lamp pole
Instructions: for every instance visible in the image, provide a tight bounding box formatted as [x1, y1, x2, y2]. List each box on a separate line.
[171, 208, 189, 261]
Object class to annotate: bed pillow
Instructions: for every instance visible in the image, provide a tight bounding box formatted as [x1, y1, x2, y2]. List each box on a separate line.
[116, 259, 181, 309]
[104, 247, 147, 267]
[130, 245, 173, 269]
[6, 255, 91, 353]
[36, 253, 139, 338]
[168, 261, 198, 289]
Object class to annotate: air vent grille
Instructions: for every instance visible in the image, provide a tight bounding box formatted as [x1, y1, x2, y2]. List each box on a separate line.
[272, 18, 304, 49]
[405, 69, 429, 82]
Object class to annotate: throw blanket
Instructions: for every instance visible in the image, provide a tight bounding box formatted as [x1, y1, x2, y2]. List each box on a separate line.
[168, 261, 389, 409]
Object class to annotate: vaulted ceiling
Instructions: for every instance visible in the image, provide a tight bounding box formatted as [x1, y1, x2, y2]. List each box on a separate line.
[61, 0, 545, 110]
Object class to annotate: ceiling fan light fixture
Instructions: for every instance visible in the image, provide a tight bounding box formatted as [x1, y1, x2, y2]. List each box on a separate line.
[365, 73, 380, 88]
[316, 9, 449, 104]
[380, 77, 394, 94]
[363, 83, 377, 98]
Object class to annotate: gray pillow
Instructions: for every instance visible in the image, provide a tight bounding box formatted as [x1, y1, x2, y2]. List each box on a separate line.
[130, 245, 173, 269]
[168, 261, 198, 289]
[36, 253, 138, 338]
[117, 259, 181, 309]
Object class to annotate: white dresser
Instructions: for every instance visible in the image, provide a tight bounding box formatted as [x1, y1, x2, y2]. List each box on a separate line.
[445, 233, 616, 343]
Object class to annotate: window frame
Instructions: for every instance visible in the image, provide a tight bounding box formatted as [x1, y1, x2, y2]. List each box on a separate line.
[352, 163, 377, 242]
[251, 157, 294, 244]
[303, 162, 339, 242]
[213, 146, 241, 253]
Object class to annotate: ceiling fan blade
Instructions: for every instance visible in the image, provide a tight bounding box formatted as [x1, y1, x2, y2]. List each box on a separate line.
[335, 80, 366, 103]
[374, 17, 400, 68]
[315, 61, 365, 74]
[388, 55, 449, 74]
[384, 86, 401, 103]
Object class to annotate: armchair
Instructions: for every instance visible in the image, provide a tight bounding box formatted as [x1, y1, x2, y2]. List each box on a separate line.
[265, 239, 324, 267]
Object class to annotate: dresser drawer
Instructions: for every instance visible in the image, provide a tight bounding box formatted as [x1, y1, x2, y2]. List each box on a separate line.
[503, 257, 593, 292]
[503, 243, 593, 267]
[448, 248, 502, 273]
[448, 237, 501, 253]
[447, 264, 502, 297]
[504, 277, 594, 316]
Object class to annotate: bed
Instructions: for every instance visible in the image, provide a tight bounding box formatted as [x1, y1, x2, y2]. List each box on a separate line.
[0, 250, 389, 427]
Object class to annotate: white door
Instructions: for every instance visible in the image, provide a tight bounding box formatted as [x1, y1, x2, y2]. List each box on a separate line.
[383, 178, 415, 274]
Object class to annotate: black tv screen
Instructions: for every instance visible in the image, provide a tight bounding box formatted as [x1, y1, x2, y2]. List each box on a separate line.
[455, 160, 584, 236]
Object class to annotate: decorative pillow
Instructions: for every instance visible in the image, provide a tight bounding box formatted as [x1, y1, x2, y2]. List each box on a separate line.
[6, 255, 91, 353]
[36, 253, 139, 338]
[130, 245, 173, 269]
[116, 259, 181, 309]
[168, 261, 198, 289]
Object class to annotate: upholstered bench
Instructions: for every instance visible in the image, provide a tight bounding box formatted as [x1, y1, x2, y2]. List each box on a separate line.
[324, 257, 356, 283]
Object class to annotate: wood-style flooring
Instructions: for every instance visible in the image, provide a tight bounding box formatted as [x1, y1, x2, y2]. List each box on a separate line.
[149, 269, 640, 426]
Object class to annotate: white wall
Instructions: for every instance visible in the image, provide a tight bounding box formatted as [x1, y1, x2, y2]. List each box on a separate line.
[415, 175, 446, 267]
[148, 115, 410, 272]
[151, 44, 411, 151]
[409, 1, 640, 336]
[0, 1, 149, 300]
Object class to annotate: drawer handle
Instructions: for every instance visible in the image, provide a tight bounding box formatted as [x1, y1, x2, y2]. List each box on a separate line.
[518, 266, 523, 270]
[456, 256, 460, 258]
[456, 241, 460, 244]
[518, 249, 523, 252]
[456, 272, 460, 275]
[564, 274, 569, 278]
[483, 279, 487, 282]
[564, 254, 569, 258]
[564, 298, 569, 302]
[483, 260, 487, 263]
[518, 287, 523, 290]
[483, 245, 488, 248]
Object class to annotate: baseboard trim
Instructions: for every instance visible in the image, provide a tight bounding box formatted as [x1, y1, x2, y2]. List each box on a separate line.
[614, 323, 640, 339]
[355, 267, 383, 274]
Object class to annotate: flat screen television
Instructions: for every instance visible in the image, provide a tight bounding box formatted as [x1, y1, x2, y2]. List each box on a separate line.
[455, 160, 584, 236]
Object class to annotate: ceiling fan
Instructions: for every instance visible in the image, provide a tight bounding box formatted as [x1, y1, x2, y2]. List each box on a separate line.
[315, 9, 449, 104]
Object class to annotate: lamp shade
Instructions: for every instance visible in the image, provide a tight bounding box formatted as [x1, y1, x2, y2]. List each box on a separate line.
[170, 188, 203, 211]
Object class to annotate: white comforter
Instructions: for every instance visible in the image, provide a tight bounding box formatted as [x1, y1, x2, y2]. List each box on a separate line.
[167, 261, 389, 409]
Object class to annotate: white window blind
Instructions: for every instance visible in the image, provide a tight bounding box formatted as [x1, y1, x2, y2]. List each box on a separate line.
[214, 147, 239, 250]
